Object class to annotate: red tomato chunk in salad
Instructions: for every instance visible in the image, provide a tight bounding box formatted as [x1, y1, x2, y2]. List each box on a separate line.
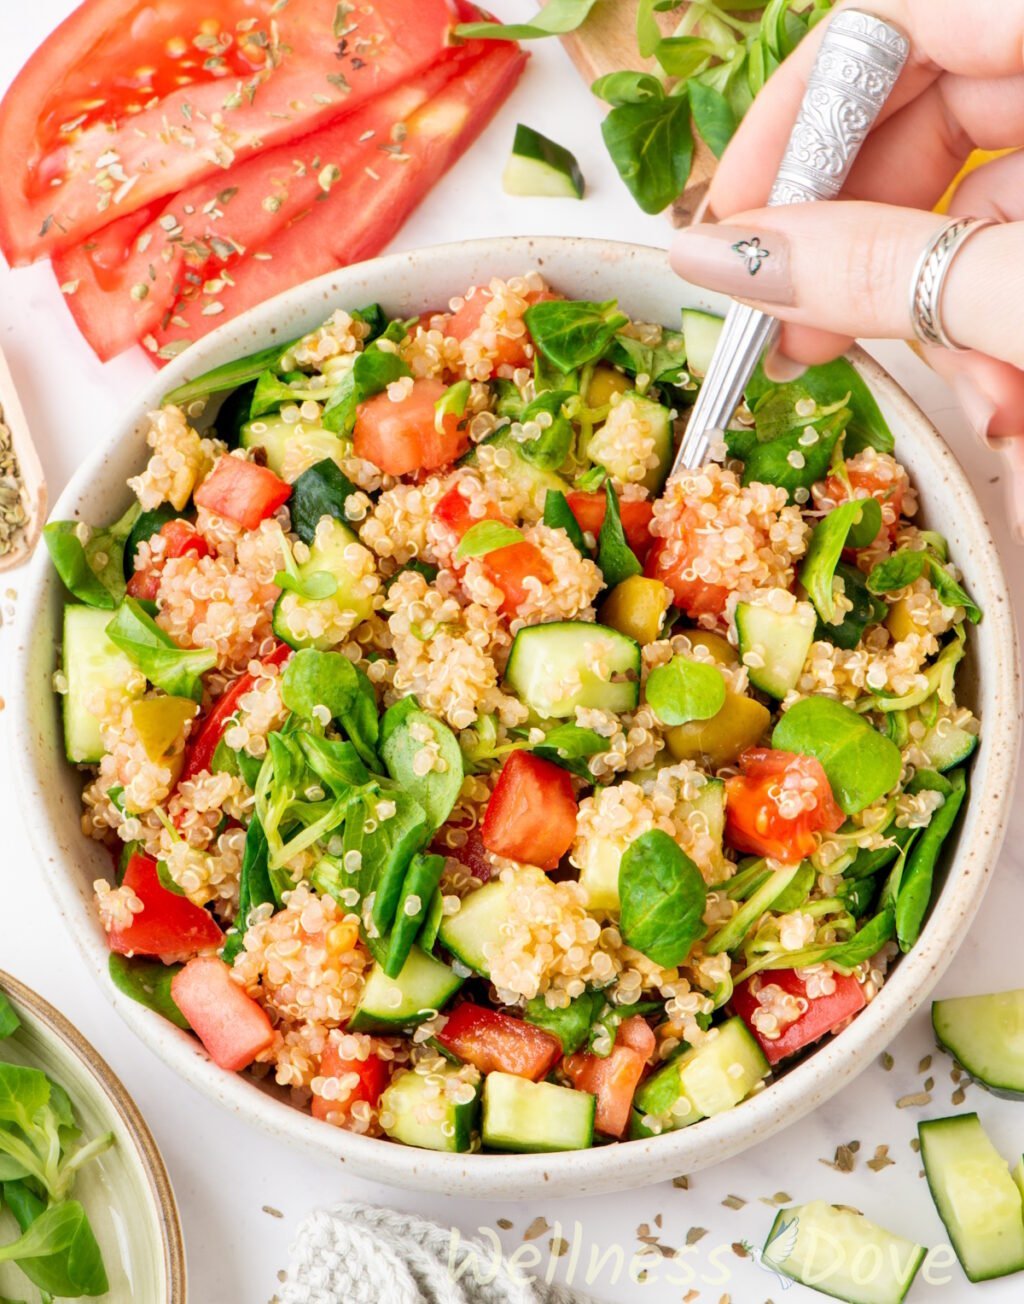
[47, 274, 980, 1153]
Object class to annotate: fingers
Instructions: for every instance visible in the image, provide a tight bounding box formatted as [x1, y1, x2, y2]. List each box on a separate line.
[927, 347, 1024, 440]
[944, 147, 1024, 221]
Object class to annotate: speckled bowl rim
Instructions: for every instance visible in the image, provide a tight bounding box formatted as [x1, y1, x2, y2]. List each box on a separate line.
[12, 236, 1021, 1199]
[0, 969, 187, 1299]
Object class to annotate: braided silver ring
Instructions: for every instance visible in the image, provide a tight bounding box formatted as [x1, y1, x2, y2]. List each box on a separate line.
[910, 216, 997, 350]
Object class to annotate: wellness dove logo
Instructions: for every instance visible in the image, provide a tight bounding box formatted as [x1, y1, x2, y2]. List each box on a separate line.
[748, 1214, 799, 1291]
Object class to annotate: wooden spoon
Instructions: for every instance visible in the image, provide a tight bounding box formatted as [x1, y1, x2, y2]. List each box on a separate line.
[0, 346, 47, 573]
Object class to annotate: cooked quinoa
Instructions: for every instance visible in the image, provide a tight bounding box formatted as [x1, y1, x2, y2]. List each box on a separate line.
[50, 273, 979, 1154]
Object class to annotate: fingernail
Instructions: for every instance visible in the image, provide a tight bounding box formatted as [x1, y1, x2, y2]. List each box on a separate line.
[670, 224, 793, 303]
[951, 374, 996, 442]
[763, 347, 807, 384]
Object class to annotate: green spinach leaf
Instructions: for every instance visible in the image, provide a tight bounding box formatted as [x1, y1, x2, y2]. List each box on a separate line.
[455, 521, 524, 561]
[0, 1197, 109, 1298]
[281, 648, 380, 769]
[288, 459, 359, 545]
[597, 481, 641, 587]
[799, 498, 882, 626]
[384, 853, 446, 979]
[455, 0, 602, 41]
[107, 954, 188, 1030]
[352, 787, 430, 935]
[688, 80, 736, 158]
[162, 337, 300, 406]
[746, 356, 894, 455]
[0, 994, 19, 1040]
[524, 299, 630, 373]
[645, 656, 726, 726]
[772, 696, 902, 815]
[817, 560, 887, 651]
[322, 347, 412, 435]
[105, 598, 215, 700]
[542, 489, 589, 556]
[601, 92, 693, 215]
[618, 829, 707, 967]
[896, 768, 967, 952]
[381, 708, 464, 832]
[44, 504, 141, 609]
[533, 723, 607, 778]
[221, 816, 275, 964]
[123, 505, 181, 578]
[523, 990, 604, 1055]
[591, 70, 665, 107]
[520, 390, 575, 470]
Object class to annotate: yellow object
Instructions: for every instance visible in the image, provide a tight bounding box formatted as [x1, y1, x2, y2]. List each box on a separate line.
[686, 630, 739, 666]
[130, 696, 198, 770]
[886, 596, 927, 642]
[328, 922, 360, 954]
[586, 364, 631, 408]
[936, 149, 1016, 213]
[665, 691, 770, 769]
[598, 576, 671, 645]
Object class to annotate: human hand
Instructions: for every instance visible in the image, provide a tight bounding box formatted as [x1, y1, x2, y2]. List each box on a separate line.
[670, 0, 1024, 455]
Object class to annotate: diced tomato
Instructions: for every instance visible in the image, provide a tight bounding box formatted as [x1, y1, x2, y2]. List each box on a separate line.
[431, 825, 495, 883]
[644, 515, 731, 618]
[311, 1041, 389, 1122]
[170, 955, 275, 1071]
[446, 286, 558, 375]
[126, 520, 210, 600]
[566, 490, 655, 560]
[563, 1016, 655, 1138]
[193, 457, 291, 530]
[181, 642, 291, 784]
[480, 751, 577, 871]
[437, 1002, 561, 1081]
[731, 968, 867, 1066]
[725, 748, 844, 863]
[0, 0, 461, 265]
[432, 484, 509, 537]
[56, 40, 526, 361]
[106, 853, 223, 957]
[354, 378, 469, 477]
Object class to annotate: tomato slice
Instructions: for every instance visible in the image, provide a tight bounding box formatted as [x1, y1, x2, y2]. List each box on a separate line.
[126, 520, 210, 601]
[311, 1042, 389, 1122]
[106, 852, 224, 957]
[566, 490, 655, 560]
[437, 1002, 561, 1081]
[56, 39, 526, 361]
[725, 748, 845, 863]
[171, 955, 275, 1071]
[193, 457, 291, 530]
[563, 1016, 655, 1138]
[0, 0, 461, 265]
[181, 642, 291, 783]
[480, 751, 577, 871]
[354, 378, 469, 476]
[731, 968, 867, 1066]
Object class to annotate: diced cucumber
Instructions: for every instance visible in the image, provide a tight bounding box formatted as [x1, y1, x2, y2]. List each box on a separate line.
[918, 1112, 1024, 1282]
[587, 393, 675, 494]
[438, 872, 535, 976]
[272, 516, 376, 650]
[762, 1202, 926, 1304]
[916, 716, 978, 772]
[734, 598, 816, 699]
[681, 310, 724, 379]
[460, 427, 569, 511]
[348, 947, 463, 1033]
[504, 621, 640, 719]
[503, 124, 585, 199]
[240, 415, 342, 478]
[482, 1072, 594, 1152]
[380, 1065, 480, 1153]
[61, 605, 143, 764]
[631, 1017, 768, 1137]
[932, 989, 1024, 1098]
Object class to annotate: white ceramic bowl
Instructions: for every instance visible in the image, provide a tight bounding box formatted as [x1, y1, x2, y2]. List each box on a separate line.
[13, 237, 1021, 1199]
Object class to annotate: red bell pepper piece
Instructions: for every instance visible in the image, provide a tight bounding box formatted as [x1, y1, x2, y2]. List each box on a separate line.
[312, 1041, 390, 1122]
[170, 956, 275, 1072]
[563, 1015, 655, 1138]
[193, 457, 291, 531]
[566, 491, 655, 561]
[731, 968, 867, 1066]
[106, 853, 223, 957]
[480, 751, 577, 870]
[126, 519, 210, 601]
[437, 1002, 561, 1081]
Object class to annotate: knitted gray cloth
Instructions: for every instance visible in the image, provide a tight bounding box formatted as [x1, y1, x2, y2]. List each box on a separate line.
[282, 1203, 591, 1304]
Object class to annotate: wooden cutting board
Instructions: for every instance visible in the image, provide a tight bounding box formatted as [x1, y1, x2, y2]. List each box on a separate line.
[560, 0, 717, 225]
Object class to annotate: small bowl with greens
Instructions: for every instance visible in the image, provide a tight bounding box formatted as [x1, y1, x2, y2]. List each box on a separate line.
[0, 972, 185, 1302]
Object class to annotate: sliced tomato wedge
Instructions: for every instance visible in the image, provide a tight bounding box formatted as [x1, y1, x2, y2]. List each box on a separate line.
[106, 852, 224, 957]
[731, 968, 867, 1066]
[725, 748, 844, 863]
[193, 457, 291, 530]
[354, 378, 469, 476]
[311, 1041, 389, 1122]
[56, 39, 526, 361]
[563, 1015, 655, 1138]
[170, 955, 275, 1071]
[0, 0, 461, 265]
[566, 490, 655, 560]
[480, 751, 577, 870]
[127, 520, 210, 601]
[181, 642, 291, 783]
[437, 1002, 561, 1081]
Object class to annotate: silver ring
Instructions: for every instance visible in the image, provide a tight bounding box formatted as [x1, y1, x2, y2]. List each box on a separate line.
[910, 216, 997, 351]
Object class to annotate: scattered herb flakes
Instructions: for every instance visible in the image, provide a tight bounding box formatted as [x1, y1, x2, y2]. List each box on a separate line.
[896, 1091, 933, 1109]
[918, 1054, 933, 1074]
[686, 1227, 708, 1246]
[821, 1141, 860, 1173]
[951, 1066, 963, 1083]
[924, 1076, 935, 1092]
[550, 1236, 570, 1257]
[732, 1242, 750, 1258]
[523, 1216, 549, 1241]
[867, 1145, 895, 1172]
[672, 1174, 690, 1189]
[879, 1051, 895, 1071]
[910, 1137, 921, 1153]
[683, 1292, 699, 1304]
[654, 1213, 662, 1229]
[496, 1217, 513, 1230]
[262, 1205, 284, 1218]
[722, 1194, 746, 1210]
[952, 1087, 967, 1105]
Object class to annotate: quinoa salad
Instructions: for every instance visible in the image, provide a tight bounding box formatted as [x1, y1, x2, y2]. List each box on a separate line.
[45, 272, 982, 1154]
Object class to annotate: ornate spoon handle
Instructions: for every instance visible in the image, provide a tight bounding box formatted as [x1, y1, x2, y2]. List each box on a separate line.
[672, 9, 910, 474]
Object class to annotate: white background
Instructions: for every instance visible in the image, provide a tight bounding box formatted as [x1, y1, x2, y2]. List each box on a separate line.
[2, 3, 1024, 1301]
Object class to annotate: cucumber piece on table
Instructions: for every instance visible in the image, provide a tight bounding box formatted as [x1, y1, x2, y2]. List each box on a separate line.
[918, 1112, 1024, 1282]
[380, 1065, 480, 1153]
[272, 517, 375, 650]
[681, 309, 724, 379]
[482, 1072, 594, 1152]
[240, 414, 342, 478]
[761, 1201, 926, 1304]
[62, 605, 143, 763]
[503, 124, 584, 199]
[504, 620, 640, 719]
[932, 989, 1024, 1098]
[734, 599, 816, 699]
[348, 947, 463, 1033]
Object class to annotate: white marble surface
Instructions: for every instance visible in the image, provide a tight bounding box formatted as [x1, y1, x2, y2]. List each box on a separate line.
[2, 3, 1023, 1301]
